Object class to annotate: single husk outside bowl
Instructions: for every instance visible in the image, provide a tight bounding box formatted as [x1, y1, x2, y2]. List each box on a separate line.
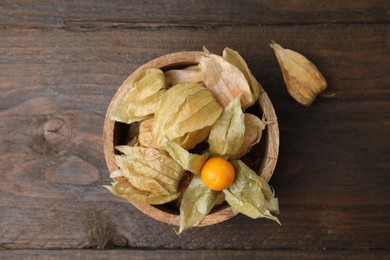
[103, 51, 279, 227]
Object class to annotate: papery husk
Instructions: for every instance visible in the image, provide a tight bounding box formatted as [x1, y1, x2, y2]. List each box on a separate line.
[230, 113, 266, 160]
[138, 119, 157, 148]
[199, 52, 255, 109]
[114, 146, 184, 196]
[153, 82, 223, 150]
[174, 171, 194, 208]
[222, 47, 263, 100]
[110, 68, 167, 124]
[165, 65, 203, 87]
[270, 42, 327, 106]
[177, 174, 217, 234]
[164, 139, 209, 174]
[104, 178, 180, 205]
[114, 155, 174, 195]
[223, 160, 280, 224]
[208, 96, 245, 157]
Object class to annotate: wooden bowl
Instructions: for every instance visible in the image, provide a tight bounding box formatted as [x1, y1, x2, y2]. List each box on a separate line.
[103, 51, 279, 226]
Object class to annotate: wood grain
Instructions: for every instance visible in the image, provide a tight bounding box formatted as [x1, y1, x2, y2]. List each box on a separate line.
[0, 249, 389, 260]
[0, 0, 389, 257]
[1, 24, 388, 251]
[0, 0, 389, 29]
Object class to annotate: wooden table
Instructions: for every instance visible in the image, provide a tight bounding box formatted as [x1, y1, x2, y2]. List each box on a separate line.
[1, 1, 389, 259]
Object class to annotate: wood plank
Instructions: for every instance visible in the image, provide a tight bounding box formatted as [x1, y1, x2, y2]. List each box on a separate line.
[0, 24, 389, 250]
[0, 249, 389, 260]
[0, 0, 389, 29]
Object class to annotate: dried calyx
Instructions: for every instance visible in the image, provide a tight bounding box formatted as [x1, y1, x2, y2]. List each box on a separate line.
[270, 41, 327, 106]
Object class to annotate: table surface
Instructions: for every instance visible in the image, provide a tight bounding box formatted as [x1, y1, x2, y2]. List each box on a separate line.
[0, 1, 389, 259]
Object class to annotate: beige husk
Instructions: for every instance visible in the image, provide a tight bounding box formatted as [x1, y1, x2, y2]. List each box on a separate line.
[152, 82, 223, 150]
[104, 145, 185, 205]
[222, 47, 263, 99]
[138, 119, 157, 148]
[164, 139, 209, 174]
[230, 113, 266, 160]
[199, 53, 256, 109]
[208, 96, 245, 157]
[110, 68, 167, 123]
[270, 41, 327, 106]
[165, 65, 203, 87]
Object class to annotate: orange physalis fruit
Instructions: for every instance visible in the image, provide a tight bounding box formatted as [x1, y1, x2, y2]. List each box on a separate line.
[200, 157, 235, 191]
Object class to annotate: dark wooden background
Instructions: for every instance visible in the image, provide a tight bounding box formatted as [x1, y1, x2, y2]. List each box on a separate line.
[0, 1, 389, 259]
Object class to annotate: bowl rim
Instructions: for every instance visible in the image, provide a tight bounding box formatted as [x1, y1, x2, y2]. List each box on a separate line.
[103, 51, 279, 227]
